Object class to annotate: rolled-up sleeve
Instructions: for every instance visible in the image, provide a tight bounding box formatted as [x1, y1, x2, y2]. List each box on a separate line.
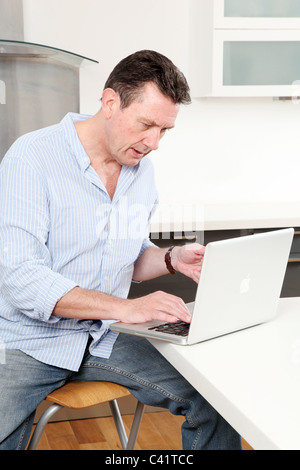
[0, 156, 78, 322]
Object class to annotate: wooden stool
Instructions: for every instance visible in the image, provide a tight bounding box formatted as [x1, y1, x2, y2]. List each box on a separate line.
[27, 381, 145, 450]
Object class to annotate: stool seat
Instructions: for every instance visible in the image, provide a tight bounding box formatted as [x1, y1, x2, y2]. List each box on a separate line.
[27, 380, 145, 450]
[46, 381, 131, 409]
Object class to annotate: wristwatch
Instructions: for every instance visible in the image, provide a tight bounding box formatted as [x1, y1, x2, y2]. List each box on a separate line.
[165, 246, 176, 275]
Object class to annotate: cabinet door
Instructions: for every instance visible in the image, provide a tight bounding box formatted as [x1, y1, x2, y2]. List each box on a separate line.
[214, 0, 300, 29]
[212, 29, 300, 96]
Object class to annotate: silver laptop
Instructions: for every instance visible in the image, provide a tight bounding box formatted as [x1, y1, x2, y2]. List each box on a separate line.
[110, 228, 294, 345]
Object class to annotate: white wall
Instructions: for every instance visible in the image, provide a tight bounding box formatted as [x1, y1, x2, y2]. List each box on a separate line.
[153, 97, 300, 206]
[22, 0, 190, 113]
[22, 0, 300, 207]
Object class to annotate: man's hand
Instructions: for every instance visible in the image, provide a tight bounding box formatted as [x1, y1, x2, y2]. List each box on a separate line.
[119, 291, 191, 324]
[171, 243, 205, 283]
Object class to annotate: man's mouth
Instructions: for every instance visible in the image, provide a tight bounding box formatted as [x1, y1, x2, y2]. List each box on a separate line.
[131, 148, 145, 158]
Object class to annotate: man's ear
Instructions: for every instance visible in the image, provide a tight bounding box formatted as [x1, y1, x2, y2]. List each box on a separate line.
[101, 88, 119, 119]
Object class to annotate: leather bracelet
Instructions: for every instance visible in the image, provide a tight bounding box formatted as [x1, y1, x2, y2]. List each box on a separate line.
[165, 246, 176, 275]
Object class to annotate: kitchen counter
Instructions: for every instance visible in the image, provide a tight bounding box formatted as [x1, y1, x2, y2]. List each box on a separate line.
[150, 200, 300, 233]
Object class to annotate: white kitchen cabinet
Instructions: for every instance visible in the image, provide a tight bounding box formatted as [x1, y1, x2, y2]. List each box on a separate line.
[214, 0, 300, 29]
[192, 0, 300, 97]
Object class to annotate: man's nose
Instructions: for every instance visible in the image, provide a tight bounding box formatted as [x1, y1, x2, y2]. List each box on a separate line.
[143, 128, 161, 151]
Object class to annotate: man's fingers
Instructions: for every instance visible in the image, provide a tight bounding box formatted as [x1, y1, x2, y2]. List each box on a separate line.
[124, 291, 191, 324]
[155, 292, 191, 323]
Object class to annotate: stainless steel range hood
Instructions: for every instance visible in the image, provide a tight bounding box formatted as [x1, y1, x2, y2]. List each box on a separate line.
[0, 0, 24, 41]
[0, 0, 98, 161]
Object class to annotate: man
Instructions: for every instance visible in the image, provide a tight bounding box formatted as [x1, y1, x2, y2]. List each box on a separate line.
[0, 50, 241, 450]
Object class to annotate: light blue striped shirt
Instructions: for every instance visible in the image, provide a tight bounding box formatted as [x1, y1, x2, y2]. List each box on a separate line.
[0, 113, 158, 371]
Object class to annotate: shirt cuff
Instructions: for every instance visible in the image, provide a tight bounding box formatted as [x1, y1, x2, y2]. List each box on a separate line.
[34, 274, 78, 322]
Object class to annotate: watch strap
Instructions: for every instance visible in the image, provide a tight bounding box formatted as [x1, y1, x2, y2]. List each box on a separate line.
[165, 246, 176, 275]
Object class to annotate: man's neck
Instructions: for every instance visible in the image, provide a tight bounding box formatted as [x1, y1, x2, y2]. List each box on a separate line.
[74, 112, 121, 199]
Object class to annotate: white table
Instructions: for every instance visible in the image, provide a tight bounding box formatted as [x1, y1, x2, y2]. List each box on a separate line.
[150, 297, 300, 450]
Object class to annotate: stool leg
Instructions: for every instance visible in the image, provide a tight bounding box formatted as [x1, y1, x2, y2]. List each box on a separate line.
[109, 399, 145, 450]
[126, 400, 145, 450]
[27, 403, 62, 450]
[109, 399, 128, 449]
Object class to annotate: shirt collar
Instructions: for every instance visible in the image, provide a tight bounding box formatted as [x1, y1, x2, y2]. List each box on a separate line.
[61, 112, 92, 172]
[61, 112, 141, 177]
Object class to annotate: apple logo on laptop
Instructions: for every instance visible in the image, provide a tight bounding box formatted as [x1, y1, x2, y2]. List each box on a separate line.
[240, 275, 251, 294]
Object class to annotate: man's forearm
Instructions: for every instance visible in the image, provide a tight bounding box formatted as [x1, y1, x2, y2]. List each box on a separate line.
[52, 286, 126, 320]
[52, 282, 191, 324]
[133, 246, 176, 282]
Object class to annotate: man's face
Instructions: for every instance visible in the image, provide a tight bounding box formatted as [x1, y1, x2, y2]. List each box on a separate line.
[103, 82, 180, 166]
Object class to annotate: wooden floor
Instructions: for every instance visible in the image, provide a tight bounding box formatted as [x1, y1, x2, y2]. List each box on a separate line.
[31, 411, 253, 450]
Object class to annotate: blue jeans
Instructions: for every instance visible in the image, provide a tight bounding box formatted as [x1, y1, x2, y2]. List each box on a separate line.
[0, 334, 242, 450]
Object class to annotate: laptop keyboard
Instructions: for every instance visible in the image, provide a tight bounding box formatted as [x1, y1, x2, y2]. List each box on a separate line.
[148, 320, 190, 337]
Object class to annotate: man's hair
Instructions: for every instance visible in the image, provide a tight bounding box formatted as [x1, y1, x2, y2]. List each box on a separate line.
[104, 50, 191, 108]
